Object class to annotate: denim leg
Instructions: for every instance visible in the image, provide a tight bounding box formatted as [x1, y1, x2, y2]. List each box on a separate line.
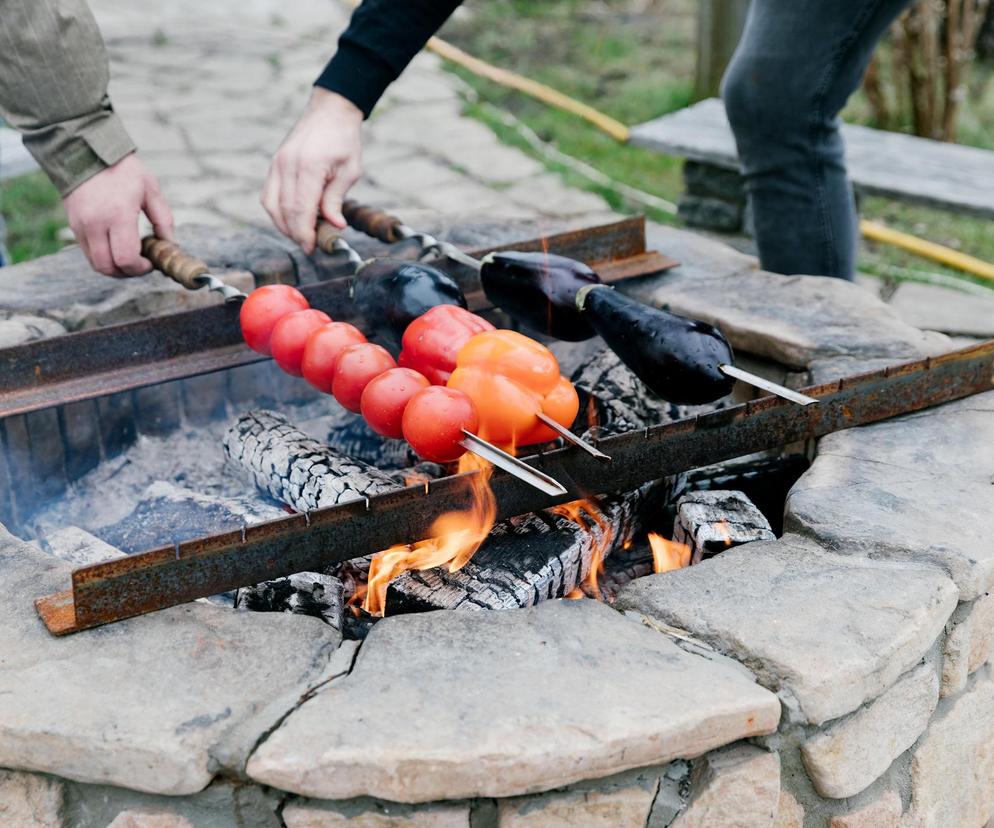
[722, 0, 911, 279]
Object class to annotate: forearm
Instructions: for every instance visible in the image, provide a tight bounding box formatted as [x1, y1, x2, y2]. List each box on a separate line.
[0, 0, 135, 195]
[315, 0, 464, 118]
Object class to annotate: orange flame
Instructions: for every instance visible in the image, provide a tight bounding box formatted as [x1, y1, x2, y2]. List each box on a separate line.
[715, 519, 733, 547]
[550, 498, 614, 600]
[648, 532, 691, 573]
[362, 453, 496, 616]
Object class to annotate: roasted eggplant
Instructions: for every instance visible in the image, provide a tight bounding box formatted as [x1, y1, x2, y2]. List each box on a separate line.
[479, 251, 600, 341]
[579, 285, 735, 405]
[354, 258, 467, 351]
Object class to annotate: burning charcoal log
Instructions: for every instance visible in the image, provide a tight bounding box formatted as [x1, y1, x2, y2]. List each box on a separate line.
[672, 490, 775, 565]
[597, 541, 656, 602]
[324, 415, 421, 471]
[387, 483, 664, 612]
[223, 410, 399, 512]
[236, 572, 345, 631]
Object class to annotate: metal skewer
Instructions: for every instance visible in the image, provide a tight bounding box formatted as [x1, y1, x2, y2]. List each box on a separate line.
[141, 236, 246, 304]
[459, 430, 568, 497]
[536, 412, 610, 460]
[719, 364, 819, 406]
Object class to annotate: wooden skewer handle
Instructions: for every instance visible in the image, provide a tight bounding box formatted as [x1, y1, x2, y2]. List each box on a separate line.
[140, 236, 209, 291]
[315, 219, 341, 255]
[341, 199, 405, 244]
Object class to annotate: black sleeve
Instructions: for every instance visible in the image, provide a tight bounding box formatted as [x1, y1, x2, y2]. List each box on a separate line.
[315, 0, 465, 118]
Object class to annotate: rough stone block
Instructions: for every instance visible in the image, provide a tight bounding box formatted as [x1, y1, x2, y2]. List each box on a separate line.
[829, 790, 901, 827]
[497, 772, 659, 827]
[108, 813, 195, 828]
[25, 407, 67, 502]
[616, 535, 957, 725]
[683, 160, 746, 203]
[774, 791, 804, 828]
[943, 593, 994, 697]
[0, 769, 63, 827]
[60, 399, 102, 482]
[0, 315, 65, 347]
[97, 391, 138, 458]
[678, 194, 743, 232]
[133, 382, 183, 436]
[786, 393, 994, 601]
[888, 280, 994, 338]
[0, 527, 341, 794]
[181, 372, 230, 426]
[801, 664, 938, 798]
[671, 744, 780, 828]
[903, 669, 994, 827]
[282, 800, 471, 827]
[43, 526, 126, 568]
[248, 600, 780, 803]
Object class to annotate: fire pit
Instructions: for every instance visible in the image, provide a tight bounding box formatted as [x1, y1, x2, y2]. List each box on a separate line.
[0, 217, 991, 827]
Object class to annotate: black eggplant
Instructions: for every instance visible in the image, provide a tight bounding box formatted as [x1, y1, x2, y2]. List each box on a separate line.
[353, 258, 467, 351]
[580, 286, 735, 405]
[479, 251, 601, 341]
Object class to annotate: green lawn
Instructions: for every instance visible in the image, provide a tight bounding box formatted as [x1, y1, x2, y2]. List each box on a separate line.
[439, 0, 994, 289]
[0, 171, 67, 264]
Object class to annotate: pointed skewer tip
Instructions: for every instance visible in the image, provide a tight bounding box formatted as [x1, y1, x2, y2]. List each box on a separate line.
[720, 364, 819, 406]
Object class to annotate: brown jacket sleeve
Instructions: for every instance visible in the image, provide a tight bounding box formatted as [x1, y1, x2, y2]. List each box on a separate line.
[0, 0, 135, 196]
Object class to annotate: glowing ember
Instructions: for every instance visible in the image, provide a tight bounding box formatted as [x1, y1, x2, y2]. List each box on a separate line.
[550, 498, 614, 600]
[362, 453, 496, 616]
[648, 532, 691, 573]
[564, 588, 585, 600]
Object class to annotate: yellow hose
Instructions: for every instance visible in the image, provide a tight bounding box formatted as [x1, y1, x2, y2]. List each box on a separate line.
[339, 0, 994, 284]
[860, 220, 994, 284]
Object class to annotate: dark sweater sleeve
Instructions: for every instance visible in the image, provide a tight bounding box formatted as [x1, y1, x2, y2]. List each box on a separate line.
[315, 0, 464, 118]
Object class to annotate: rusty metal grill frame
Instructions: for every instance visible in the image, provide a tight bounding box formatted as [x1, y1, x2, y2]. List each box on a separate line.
[35, 340, 994, 634]
[0, 218, 673, 420]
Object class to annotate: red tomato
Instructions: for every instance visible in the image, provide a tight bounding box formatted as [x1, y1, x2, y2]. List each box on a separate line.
[360, 368, 431, 439]
[270, 309, 331, 376]
[402, 386, 479, 463]
[301, 322, 368, 393]
[332, 343, 397, 413]
[240, 285, 309, 355]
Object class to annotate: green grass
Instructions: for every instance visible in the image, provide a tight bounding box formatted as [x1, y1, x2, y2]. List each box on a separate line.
[440, 0, 994, 290]
[0, 171, 67, 264]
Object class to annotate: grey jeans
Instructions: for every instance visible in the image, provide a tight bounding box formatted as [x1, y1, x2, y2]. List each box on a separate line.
[722, 0, 911, 280]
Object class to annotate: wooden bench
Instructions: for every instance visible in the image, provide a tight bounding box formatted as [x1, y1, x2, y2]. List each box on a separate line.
[629, 98, 994, 231]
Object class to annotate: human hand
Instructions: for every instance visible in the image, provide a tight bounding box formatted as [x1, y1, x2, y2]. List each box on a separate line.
[62, 153, 174, 278]
[262, 87, 363, 255]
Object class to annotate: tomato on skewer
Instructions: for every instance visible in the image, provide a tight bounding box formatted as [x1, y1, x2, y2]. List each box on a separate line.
[361, 367, 431, 439]
[240, 285, 309, 355]
[402, 386, 479, 463]
[332, 343, 397, 413]
[301, 322, 368, 393]
[270, 309, 331, 376]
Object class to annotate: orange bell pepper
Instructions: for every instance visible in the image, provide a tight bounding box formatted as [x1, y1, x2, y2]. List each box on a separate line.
[447, 330, 579, 447]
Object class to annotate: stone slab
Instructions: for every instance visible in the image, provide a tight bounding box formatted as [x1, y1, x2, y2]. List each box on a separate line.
[616, 535, 957, 725]
[775, 791, 804, 828]
[497, 775, 659, 828]
[786, 393, 994, 600]
[0, 526, 341, 794]
[0, 769, 63, 827]
[801, 664, 938, 798]
[283, 800, 471, 828]
[943, 592, 994, 697]
[631, 97, 994, 219]
[888, 281, 994, 338]
[830, 791, 901, 828]
[671, 744, 780, 828]
[627, 225, 947, 370]
[247, 600, 780, 803]
[902, 669, 994, 827]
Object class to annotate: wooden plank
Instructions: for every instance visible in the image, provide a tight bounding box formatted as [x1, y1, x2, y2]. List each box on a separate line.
[630, 98, 994, 219]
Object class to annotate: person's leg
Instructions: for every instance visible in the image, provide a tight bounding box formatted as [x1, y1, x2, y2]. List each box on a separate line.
[722, 0, 910, 279]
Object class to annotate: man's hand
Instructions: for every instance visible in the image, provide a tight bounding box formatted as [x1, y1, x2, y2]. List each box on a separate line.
[262, 88, 363, 255]
[62, 153, 174, 278]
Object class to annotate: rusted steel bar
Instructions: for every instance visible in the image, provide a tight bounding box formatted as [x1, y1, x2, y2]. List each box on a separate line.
[0, 218, 673, 420]
[36, 339, 994, 635]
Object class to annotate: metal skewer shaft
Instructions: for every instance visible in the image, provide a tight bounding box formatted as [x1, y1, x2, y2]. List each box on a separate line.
[459, 429, 568, 497]
[536, 413, 610, 461]
[141, 236, 246, 303]
[719, 364, 819, 406]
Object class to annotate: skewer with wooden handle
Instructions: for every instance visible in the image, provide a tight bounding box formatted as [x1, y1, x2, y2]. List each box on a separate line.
[141, 236, 246, 303]
[338, 200, 817, 407]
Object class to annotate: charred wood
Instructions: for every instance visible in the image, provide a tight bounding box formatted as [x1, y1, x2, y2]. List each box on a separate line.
[672, 490, 775, 565]
[236, 572, 345, 631]
[223, 410, 399, 512]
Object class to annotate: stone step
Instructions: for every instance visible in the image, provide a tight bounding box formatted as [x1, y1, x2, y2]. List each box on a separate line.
[631, 98, 994, 220]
